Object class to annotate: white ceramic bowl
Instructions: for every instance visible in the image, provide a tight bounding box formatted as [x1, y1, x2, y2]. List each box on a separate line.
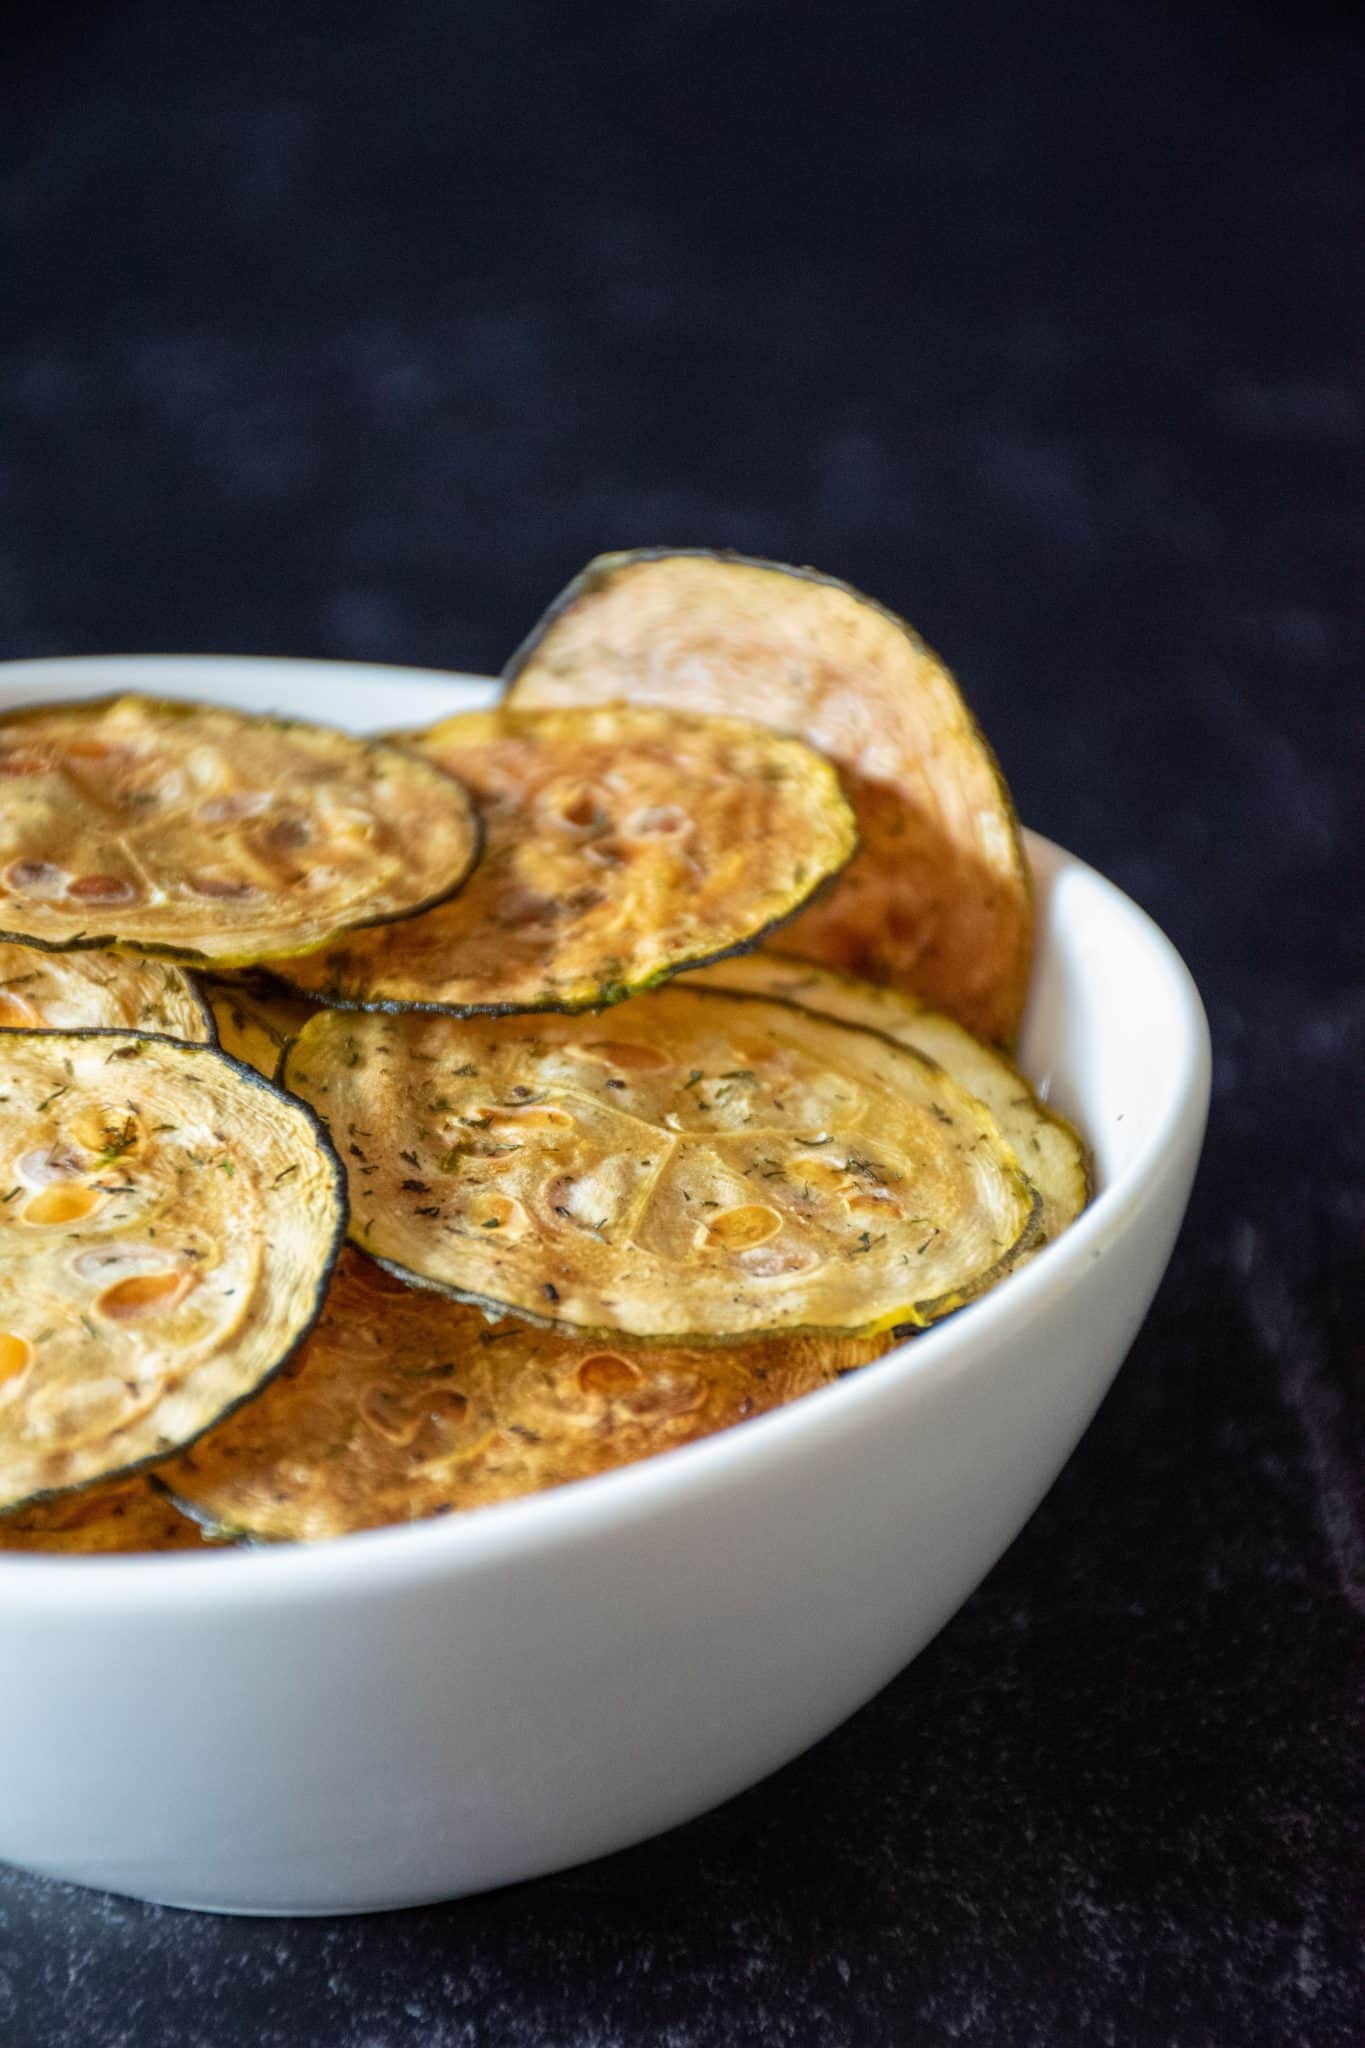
[0, 655, 1209, 1915]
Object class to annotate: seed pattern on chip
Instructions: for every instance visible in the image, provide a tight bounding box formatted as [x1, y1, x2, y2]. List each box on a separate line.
[283, 987, 1039, 1344]
[272, 705, 857, 1015]
[163, 1248, 891, 1542]
[0, 693, 480, 967]
[687, 952, 1091, 1245]
[0, 1030, 346, 1509]
[505, 549, 1032, 1045]
[0, 943, 212, 1042]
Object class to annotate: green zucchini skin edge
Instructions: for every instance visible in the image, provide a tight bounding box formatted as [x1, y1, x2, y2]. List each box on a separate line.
[0, 693, 485, 970]
[184, 973, 219, 1048]
[0, 1026, 349, 1516]
[258, 840, 857, 1022]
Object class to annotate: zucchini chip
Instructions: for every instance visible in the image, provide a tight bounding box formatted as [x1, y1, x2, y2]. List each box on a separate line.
[505, 549, 1032, 1045]
[162, 1248, 889, 1541]
[0, 1030, 346, 1510]
[0, 943, 212, 1042]
[0, 1476, 211, 1553]
[200, 979, 320, 1080]
[0, 693, 480, 967]
[282, 987, 1039, 1344]
[271, 705, 856, 1016]
[687, 952, 1091, 1246]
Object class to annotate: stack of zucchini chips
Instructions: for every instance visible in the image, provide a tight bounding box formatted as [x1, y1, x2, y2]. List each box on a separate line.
[0, 553, 1089, 1553]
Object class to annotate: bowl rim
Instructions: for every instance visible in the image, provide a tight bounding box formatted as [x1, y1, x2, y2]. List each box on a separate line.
[0, 655, 1210, 1609]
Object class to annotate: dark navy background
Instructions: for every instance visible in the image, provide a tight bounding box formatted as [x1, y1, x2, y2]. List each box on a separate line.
[2, 3, 1361, 2042]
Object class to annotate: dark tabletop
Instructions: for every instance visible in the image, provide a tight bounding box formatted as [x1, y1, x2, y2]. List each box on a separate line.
[2, 2, 1361, 2042]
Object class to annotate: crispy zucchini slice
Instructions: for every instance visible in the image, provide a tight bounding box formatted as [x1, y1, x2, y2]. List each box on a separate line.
[162, 1248, 891, 1542]
[505, 549, 1032, 1045]
[0, 693, 480, 968]
[200, 979, 320, 1080]
[282, 987, 1039, 1344]
[0, 942, 212, 1042]
[0, 1029, 346, 1510]
[271, 705, 856, 1016]
[687, 952, 1091, 1246]
[0, 1476, 211, 1552]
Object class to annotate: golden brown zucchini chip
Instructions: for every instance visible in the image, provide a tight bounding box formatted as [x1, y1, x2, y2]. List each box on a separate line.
[282, 987, 1039, 1344]
[200, 979, 320, 1080]
[0, 1476, 211, 1553]
[0, 693, 480, 967]
[271, 705, 856, 1016]
[0, 943, 212, 1042]
[162, 1248, 889, 1541]
[505, 550, 1032, 1046]
[687, 952, 1091, 1247]
[0, 1030, 346, 1510]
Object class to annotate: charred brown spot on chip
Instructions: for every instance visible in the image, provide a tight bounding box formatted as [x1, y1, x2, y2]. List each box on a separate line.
[192, 874, 258, 900]
[7, 860, 66, 894]
[67, 874, 138, 904]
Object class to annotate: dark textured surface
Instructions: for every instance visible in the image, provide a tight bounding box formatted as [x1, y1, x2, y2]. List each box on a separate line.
[2, 2, 1361, 2042]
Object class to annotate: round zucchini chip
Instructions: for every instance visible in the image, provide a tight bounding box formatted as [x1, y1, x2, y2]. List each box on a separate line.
[0, 693, 480, 968]
[270, 705, 856, 1016]
[505, 549, 1032, 1046]
[0, 942, 212, 1042]
[0, 1030, 346, 1511]
[200, 978, 320, 1080]
[686, 952, 1091, 1246]
[162, 1248, 891, 1542]
[282, 987, 1040, 1344]
[0, 1476, 211, 1553]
